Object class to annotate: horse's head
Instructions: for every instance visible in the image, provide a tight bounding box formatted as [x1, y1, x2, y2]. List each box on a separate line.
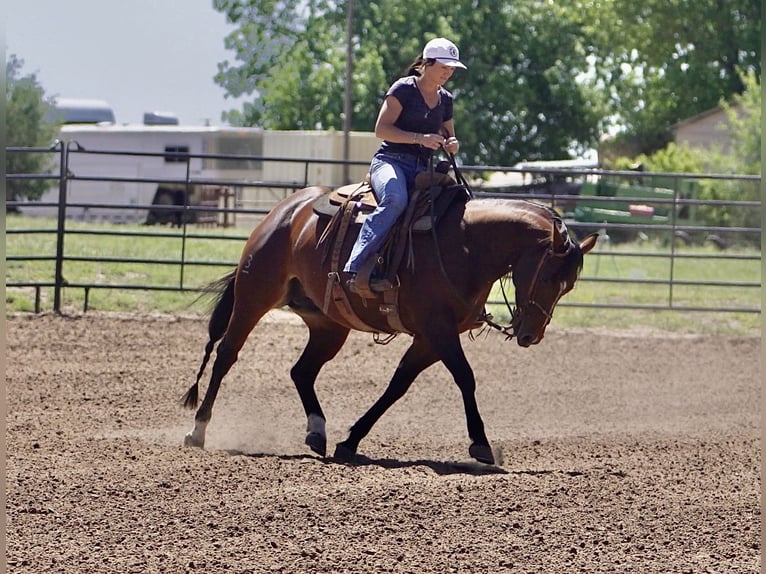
[510, 219, 598, 347]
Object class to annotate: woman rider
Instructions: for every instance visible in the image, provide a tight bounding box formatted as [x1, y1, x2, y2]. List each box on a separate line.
[344, 37, 467, 293]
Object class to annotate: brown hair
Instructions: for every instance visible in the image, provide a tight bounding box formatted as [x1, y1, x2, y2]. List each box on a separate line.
[404, 56, 436, 77]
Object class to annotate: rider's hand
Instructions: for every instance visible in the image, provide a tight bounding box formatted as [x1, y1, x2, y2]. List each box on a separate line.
[443, 137, 459, 154]
[419, 133, 446, 150]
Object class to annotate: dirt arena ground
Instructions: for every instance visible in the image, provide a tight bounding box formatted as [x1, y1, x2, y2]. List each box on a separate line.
[5, 312, 761, 573]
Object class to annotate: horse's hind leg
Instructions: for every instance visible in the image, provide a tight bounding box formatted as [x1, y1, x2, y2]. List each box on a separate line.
[184, 334, 242, 448]
[334, 337, 439, 461]
[184, 313, 262, 448]
[291, 318, 350, 456]
[185, 277, 284, 448]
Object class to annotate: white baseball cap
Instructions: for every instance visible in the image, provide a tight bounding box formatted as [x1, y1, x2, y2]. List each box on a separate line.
[423, 37, 467, 69]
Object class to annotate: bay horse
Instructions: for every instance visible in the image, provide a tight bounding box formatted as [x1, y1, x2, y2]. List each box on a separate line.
[181, 185, 597, 464]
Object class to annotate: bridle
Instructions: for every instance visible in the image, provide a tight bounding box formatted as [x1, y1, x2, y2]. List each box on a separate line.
[516, 238, 574, 325]
[481, 221, 575, 341]
[423, 150, 574, 341]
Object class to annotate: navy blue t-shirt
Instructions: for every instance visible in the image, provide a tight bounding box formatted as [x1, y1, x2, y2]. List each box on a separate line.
[377, 76, 454, 161]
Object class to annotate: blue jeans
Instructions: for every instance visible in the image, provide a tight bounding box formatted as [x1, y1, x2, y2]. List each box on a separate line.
[343, 152, 423, 274]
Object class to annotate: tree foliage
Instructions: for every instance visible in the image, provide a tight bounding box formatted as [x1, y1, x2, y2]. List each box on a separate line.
[718, 70, 761, 175]
[612, 71, 761, 236]
[693, 71, 761, 234]
[213, 0, 760, 166]
[214, 0, 606, 165]
[6, 54, 58, 202]
[578, 0, 761, 154]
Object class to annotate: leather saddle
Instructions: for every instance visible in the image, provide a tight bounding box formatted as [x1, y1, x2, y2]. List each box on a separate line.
[315, 169, 470, 333]
[312, 170, 463, 232]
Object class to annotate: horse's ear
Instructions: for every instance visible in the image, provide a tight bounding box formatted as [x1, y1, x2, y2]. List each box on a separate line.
[579, 233, 599, 255]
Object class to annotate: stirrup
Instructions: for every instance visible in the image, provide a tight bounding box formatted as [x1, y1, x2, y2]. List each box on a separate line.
[347, 274, 394, 295]
[369, 277, 394, 292]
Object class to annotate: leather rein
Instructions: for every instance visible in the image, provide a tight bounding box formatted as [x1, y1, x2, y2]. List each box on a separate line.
[423, 145, 573, 342]
[481, 228, 575, 341]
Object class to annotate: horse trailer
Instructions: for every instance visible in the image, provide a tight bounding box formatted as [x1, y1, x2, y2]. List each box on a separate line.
[23, 123, 379, 224]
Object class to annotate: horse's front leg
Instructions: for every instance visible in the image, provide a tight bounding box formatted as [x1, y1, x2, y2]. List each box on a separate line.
[291, 320, 350, 457]
[334, 338, 438, 461]
[433, 334, 494, 464]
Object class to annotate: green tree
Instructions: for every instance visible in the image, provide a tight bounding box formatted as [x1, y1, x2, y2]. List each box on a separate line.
[717, 70, 761, 174]
[213, 1, 759, 166]
[578, 0, 761, 155]
[613, 71, 761, 240]
[6, 54, 58, 203]
[213, 0, 606, 165]
[694, 70, 761, 235]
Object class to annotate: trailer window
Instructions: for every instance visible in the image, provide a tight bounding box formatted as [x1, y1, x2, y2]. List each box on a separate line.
[164, 145, 189, 163]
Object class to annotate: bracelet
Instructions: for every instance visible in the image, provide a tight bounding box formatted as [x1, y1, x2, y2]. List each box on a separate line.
[412, 132, 419, 143]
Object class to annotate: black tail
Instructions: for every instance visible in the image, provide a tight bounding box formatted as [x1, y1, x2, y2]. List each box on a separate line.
[181, 270, 237, 409]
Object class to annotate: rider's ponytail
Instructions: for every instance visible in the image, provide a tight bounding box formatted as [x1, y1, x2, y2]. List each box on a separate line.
[404, 55, 436, 77]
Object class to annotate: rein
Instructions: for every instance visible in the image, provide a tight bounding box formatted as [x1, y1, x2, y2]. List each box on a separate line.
[521, 244, 570, 322]
[422, 150, 571, 342]
[437, 133, 473, 200]
[477, 231, 576, 341]
[444, 151, 473, 199]
[424, 155, 477, 315]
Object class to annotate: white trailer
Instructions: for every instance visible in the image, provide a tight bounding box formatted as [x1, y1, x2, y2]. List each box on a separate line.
[23, 124, 379, 224]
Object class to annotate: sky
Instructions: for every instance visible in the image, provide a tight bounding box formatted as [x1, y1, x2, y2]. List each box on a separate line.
[5, 0, 247, 126]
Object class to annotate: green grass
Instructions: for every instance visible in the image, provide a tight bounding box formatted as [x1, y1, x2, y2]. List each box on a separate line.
[5, 215, 248, 314]
[6, 215, 762, 335]
[486, 240, 761, 335]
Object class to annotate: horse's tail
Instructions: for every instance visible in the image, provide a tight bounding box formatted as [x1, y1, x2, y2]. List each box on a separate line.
[181, 270, 237, 409]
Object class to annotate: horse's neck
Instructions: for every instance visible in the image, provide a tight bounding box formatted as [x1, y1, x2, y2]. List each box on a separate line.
[467, 200, 551, 274]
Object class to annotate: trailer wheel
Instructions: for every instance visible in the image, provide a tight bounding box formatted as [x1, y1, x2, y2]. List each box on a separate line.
[674, 230, 692, 246]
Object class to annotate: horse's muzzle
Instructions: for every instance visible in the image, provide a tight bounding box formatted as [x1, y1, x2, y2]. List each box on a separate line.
[516, 333, 538, 347]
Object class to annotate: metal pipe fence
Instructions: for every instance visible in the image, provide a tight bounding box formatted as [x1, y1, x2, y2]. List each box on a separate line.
[6, 144, 761, 315]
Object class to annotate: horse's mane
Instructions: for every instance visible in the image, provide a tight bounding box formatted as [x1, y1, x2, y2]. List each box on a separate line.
[527, 201, 587, 277]
[473, 198, 557, 246]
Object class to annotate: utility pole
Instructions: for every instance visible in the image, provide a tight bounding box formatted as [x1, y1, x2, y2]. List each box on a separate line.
[342, 0, 354, 184]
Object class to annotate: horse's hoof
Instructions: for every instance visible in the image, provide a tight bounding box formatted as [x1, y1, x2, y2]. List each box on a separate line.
[305, 432, 327, 457]
[183, 433, 204, 449]
[333, 442, 357, 462]
[469, 443, 495, 465]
